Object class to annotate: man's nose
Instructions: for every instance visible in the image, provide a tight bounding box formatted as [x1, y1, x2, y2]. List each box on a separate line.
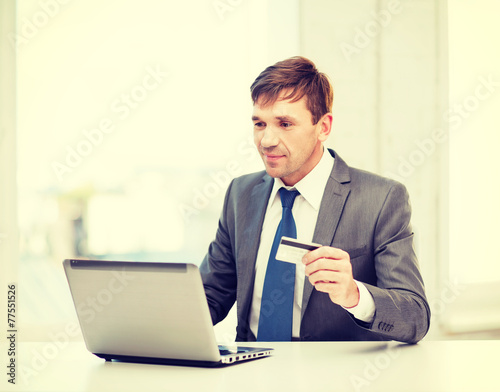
[260, 126, 280, 148]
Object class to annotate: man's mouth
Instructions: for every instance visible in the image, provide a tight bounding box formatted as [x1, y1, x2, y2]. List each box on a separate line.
[263, 153, 285, 162]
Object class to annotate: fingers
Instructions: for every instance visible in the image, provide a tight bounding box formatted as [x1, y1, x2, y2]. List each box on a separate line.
[306, 269, 350, 287]
[314, 281, 339, 294]
[302, 246, 351, 278]
[302, 246, 349, 266]
[301, 246, 359, 308]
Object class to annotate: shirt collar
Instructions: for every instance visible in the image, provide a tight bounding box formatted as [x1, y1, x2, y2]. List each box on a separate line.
[269, 148, 335, 211]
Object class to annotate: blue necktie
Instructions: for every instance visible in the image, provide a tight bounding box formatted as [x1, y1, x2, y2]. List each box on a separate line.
[257, 188, 300, 341]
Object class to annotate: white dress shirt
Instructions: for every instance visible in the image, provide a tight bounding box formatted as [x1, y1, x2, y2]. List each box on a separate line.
[249, 148, 375, 339]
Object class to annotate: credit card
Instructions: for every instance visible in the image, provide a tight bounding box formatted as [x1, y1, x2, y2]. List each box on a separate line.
[275, 237, 321, 264]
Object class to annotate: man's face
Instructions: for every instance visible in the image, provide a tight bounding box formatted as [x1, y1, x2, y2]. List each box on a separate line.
[252, 93, 331, 186]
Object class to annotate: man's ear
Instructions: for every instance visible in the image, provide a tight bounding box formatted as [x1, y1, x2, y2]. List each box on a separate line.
[317, 113, 333, 142]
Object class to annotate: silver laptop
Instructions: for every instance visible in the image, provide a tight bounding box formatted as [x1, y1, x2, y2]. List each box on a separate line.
[63, 259, 272, 367]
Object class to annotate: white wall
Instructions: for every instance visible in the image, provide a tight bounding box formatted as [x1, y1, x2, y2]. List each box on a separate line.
[444, 0, 500, 335]
[300, 0, 446, 336]
[448, 0, 500, 285]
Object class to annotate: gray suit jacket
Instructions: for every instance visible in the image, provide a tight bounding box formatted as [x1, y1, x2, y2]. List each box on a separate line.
[200, 149, 430, 343]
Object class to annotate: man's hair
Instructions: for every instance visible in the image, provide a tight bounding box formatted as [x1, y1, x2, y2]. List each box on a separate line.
[250, 56, 333, 124]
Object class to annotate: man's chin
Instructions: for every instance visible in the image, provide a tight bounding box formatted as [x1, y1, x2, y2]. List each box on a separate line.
[261, 159, 293, 180]
[264, 165, 287, 179]
[264, 166, 282, 178]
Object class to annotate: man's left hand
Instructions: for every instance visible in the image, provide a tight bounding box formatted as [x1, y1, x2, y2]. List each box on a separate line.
[302, 246, 359, 308]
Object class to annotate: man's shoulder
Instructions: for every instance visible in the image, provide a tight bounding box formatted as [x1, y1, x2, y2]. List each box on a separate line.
[349, 166, 403, 189]
[231, 170, 270, 189]
[345, 165, 410, 205]
[223, 170, 272, 209]
[331, 150, 409, 201]
[330, 149, 406, 192]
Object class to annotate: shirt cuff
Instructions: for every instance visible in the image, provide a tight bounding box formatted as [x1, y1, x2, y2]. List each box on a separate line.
[342, 280, 376, 323]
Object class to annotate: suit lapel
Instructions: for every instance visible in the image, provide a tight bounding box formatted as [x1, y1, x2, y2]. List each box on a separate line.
[301, 150, 351, 318]
[237, 175, 273, 324]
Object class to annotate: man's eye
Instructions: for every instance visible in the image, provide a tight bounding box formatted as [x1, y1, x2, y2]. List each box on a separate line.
[281, 122, 292, 128]
[254, 122, 265, 128]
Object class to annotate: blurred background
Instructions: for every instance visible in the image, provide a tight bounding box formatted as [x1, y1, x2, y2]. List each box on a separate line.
[1, 0, 499, 343]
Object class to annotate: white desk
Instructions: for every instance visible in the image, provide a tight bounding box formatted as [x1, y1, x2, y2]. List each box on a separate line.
[4, 340, 498, 391]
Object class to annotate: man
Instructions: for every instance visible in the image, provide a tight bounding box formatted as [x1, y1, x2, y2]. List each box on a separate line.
[200, 56, 430, 343]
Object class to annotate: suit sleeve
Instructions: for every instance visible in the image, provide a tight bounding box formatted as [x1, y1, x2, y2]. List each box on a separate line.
[199, 180, 237, 325]
[361, 182, 431, 343]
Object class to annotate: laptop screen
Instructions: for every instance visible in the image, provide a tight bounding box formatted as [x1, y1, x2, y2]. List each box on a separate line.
[63, 260, 221, 362]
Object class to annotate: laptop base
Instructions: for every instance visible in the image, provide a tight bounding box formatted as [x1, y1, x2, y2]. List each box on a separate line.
[94, 352, 268, 368]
